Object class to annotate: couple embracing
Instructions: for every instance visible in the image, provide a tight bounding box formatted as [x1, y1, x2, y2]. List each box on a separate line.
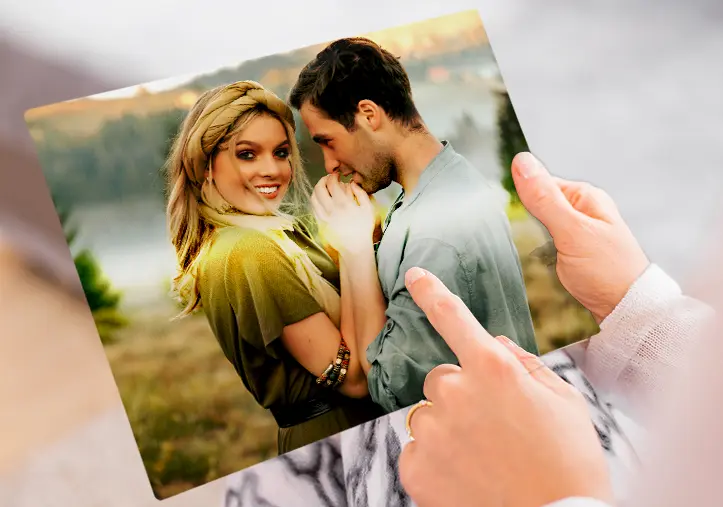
[165, 36, 538, 454]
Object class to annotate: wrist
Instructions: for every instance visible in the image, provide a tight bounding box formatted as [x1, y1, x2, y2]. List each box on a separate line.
[594, 259, 652, 324]
[337, 237, 376, 259]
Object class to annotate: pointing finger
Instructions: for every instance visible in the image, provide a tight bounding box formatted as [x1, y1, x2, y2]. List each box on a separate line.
[404, 267, 518, 370]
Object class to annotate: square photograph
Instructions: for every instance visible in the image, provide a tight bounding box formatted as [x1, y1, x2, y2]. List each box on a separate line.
[25, 10, 599, 499]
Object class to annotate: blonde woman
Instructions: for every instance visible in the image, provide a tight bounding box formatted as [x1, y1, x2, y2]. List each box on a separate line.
[165, 81, 383, 454]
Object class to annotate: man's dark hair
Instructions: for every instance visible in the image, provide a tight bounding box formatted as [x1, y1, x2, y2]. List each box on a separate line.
[289, 37, 422, 131]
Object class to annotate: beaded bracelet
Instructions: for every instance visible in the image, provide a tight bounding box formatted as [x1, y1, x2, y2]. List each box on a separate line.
[336, 349, 351, 386]
[316, 337, 350, 388]
[323, 338, 348, 387]
[327, 340, 348, 386]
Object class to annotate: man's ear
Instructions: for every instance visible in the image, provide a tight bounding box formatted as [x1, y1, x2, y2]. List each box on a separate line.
[356, 99, 383, 131]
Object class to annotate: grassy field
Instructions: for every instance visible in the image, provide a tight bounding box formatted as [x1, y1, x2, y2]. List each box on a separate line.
[103, 210, 597, 498]
[105, 311, 277, 499]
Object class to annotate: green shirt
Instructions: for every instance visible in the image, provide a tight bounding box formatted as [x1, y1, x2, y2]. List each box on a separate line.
[368, 141, 539, 413]
[198, 221, 381, 453]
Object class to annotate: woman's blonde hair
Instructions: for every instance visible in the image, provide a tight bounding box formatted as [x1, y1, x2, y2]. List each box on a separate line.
[165, 81, 313, 317]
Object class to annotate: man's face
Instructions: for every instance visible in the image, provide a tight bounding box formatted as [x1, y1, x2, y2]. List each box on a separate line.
[299, 102, 394, 194]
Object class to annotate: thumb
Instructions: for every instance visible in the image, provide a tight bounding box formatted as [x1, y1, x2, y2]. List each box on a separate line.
[512, 152, 578, 237]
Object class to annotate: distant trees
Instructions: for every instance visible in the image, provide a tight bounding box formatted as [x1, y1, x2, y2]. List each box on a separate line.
[36, 108, 186, 206]
[186, 53, 301, 91]
[446, 112, 484, 156]
[56, 201, 127, 344]
[496, 90, 528, 203]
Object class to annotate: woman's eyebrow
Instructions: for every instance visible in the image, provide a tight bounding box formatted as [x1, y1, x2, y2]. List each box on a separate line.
[235, 140, 260, 148]
[235, 140, 289, 149]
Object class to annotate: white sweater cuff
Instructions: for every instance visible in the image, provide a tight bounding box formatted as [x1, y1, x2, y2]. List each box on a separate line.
[586, 263, 680, 384]
[581, 263, 713, 419]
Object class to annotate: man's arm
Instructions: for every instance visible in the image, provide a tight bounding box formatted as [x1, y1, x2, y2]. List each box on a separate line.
[365, 238, 473, 412]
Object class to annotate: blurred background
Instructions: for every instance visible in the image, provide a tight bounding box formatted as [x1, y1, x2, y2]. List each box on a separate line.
[2, 0, 723, 506]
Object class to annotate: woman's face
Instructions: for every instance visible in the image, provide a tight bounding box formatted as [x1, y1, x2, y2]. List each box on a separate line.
[211, 113, 292, 215]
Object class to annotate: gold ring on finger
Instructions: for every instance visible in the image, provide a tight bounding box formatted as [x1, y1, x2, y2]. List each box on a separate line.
[405, 399, 433, 442]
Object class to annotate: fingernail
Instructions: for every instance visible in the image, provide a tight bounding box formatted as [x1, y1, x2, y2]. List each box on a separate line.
[405, 267, 427, 286]
[515, 152, 543, 179]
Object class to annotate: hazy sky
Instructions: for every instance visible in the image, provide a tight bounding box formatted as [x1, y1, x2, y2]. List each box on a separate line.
[0, 0, 506, 92]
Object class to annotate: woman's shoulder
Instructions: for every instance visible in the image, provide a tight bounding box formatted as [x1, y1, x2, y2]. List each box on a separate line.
[202, 227, 288, 272]
[211, 226, 280, 253]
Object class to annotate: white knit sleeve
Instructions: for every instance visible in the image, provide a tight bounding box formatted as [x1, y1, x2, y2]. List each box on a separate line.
[579, 263, 714, 421]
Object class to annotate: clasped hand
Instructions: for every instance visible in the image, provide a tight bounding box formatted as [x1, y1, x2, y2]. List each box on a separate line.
[311, 172, 378, 255]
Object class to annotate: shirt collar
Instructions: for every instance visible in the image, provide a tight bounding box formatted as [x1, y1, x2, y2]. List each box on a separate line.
[397, 140, 456, 212]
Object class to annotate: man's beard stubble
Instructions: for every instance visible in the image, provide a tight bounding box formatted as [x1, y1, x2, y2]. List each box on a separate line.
[359, 152, 396, 195]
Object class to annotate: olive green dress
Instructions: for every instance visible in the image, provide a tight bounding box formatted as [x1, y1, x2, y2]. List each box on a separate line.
[197, 220, 383, 454]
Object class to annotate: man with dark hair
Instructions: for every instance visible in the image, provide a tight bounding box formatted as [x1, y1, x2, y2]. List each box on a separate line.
[290, 37, 538, 413]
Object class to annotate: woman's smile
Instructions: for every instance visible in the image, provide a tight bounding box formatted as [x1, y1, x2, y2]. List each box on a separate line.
[255, 184, 281, 199]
